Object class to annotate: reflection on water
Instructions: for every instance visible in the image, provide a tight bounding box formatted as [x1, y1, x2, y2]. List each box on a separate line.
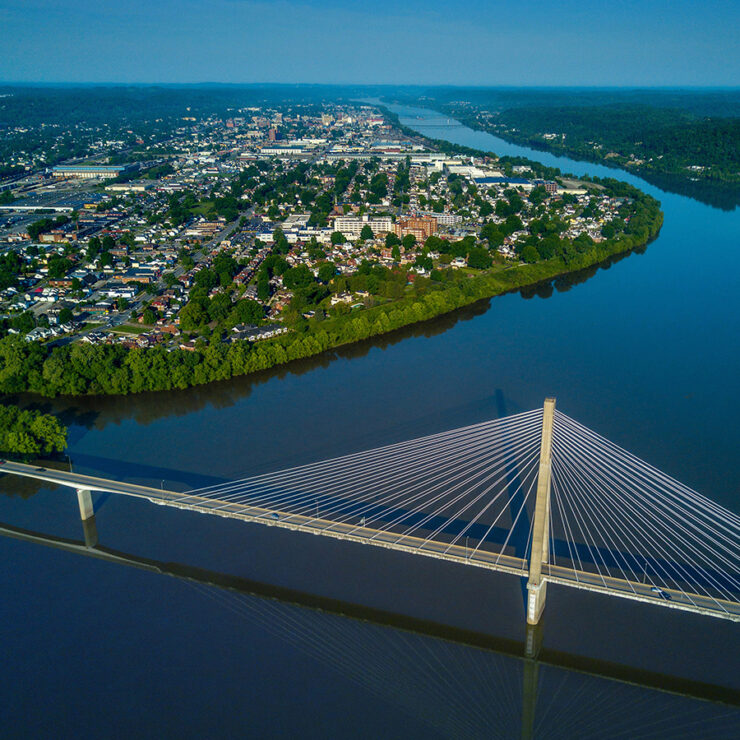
[1, 512, 738, 740]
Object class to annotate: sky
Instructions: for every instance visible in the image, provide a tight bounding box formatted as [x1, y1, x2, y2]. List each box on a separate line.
[1, 0, 739, 86]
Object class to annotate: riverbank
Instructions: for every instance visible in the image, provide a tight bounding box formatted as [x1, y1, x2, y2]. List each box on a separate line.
[0, 217, 661, 399]
[0, 125, 663, 399]
[443, 110, 739, 212]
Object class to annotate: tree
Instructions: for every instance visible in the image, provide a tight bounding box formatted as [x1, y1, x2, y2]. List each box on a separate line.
[318, 262, 336, 283]
[401, 233, 416, 251]
[481, 222, 504, 247]
[47, 255, 69, 279]
[11, 312, 35, 334]
[116, 298, 129, 312]
[102, 235, 115, 252]
[283, 264, 314, 290]
[467, 247, 492, 270]
[179, 249, 195, 270]
[521, 245, 539, 263]
[208, 293, 232, 323]
[232, 299, 264, 324]
[479, 201, 493, 217]
[99, 252, 113, 268]
[385, 232, 401, 248]
[330, 231, 346, 245]
[502, 214, 524, 236]
[213, 253, 238, 279]
[308, 245, 326, 261]
[529, 186, 548, 206]
[195, 268, 218, 291]
[257, 274, 270, 301]
[179, 299, 209, 331]
[414, 255, 434, 272]
[86, 236, 101, 261]
[0, 404, 67, 457]
[142, 308, 157, 325]
[360, 224, 374, 241]
[391, 245, 401, 261]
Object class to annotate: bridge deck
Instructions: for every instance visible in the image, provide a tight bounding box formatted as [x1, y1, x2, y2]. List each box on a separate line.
[2, 460, 738, 622]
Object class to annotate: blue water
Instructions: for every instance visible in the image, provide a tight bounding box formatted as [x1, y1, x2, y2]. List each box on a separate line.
[0, 104, 738, 738]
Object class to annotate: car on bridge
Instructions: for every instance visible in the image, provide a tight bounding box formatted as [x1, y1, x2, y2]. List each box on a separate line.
[650, 586, 672, 600]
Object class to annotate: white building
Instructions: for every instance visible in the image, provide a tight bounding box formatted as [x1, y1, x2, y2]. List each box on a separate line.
[333, 215, 393, 239]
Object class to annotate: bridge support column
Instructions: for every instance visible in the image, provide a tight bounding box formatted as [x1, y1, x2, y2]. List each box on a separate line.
[526, 398, 555, 625]
[81, 516, 98, 548]
[76, 489, 94, 520]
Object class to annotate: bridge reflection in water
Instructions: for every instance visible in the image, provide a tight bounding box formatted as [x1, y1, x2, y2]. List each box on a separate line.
[1, 511, 738, 740]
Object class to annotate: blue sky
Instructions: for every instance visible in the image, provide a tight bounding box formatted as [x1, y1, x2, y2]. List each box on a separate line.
[1, 0, 738, 85]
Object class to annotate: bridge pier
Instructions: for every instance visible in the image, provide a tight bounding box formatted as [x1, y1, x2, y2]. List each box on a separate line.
[76, 489, 97, 547]
[527, 581, 548, 626]
[81, 516, 98, 548]
[76, 489, 94, 520]
[526, 398, 555, 625]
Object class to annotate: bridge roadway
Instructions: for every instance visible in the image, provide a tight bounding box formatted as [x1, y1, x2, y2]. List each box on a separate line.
[2, 460, 739, 622]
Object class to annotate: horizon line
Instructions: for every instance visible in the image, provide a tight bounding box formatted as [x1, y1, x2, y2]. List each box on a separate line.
[2, 81, 740, 91]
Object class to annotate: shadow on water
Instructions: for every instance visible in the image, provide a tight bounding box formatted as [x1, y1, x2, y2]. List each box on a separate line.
[0, 385, 531, 499]
[5, 299, 490, 431]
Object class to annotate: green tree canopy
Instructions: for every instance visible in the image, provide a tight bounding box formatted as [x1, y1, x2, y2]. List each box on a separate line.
[58, 307, 74, 324]
[317, 262, 336, 283]
[0, 404, 67, 457]
[283, 264, 314, 290]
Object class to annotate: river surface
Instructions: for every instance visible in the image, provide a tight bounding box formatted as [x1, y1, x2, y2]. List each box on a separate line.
[1, 104, 738, 738]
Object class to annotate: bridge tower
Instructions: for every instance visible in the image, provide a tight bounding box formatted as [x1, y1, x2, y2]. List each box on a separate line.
[526, 398, 555, 625]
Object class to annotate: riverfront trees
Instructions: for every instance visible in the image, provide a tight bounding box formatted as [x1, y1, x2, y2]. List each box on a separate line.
[0, 404, 67, 457]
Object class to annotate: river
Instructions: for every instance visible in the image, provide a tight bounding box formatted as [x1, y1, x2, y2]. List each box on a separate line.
[0, 104, 738, 738]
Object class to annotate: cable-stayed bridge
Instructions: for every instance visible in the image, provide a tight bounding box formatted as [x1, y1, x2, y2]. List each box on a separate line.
[2, 398, 739, 625]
